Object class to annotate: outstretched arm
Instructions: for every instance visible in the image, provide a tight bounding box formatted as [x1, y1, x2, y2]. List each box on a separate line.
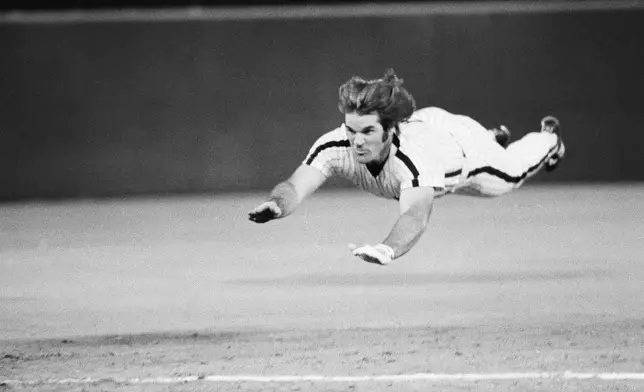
[351, 186, 435, 264]
[248, 164, 327, 223]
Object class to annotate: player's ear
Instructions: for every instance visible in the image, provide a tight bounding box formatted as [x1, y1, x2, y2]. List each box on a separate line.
[382, 127, 393, 143]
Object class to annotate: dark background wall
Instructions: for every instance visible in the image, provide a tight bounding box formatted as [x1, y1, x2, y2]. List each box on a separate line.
[1, 6, 643, 201]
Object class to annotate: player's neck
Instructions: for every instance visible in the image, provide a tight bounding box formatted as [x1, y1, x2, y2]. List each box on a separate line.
[365, 141, 393, 177]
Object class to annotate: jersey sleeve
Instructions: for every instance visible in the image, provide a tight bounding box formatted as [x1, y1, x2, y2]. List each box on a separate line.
[395, 144, 446, 191]
[302, 128, 350, 178]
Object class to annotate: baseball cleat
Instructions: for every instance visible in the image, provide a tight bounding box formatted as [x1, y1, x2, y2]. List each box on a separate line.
[540, 116, 565, 172]
[490, 125, 511, 148]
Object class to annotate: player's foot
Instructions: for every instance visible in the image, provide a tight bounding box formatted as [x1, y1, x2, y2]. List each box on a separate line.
[540, 116, 565, 172]
[490, 125, 511, 148]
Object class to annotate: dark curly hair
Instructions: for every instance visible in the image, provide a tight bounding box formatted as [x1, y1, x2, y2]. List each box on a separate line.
[338, 69, 416, 133]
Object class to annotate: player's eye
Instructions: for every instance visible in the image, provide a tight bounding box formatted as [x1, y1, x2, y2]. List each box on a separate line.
[345, 125, 356, 134]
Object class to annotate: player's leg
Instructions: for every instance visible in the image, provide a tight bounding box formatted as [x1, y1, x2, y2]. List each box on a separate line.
[457, 117, 564, 197]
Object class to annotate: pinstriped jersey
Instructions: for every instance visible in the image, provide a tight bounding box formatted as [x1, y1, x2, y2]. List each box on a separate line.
[303, 107, 468, 200]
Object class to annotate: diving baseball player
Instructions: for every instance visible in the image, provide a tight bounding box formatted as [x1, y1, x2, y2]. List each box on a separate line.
[248, 69, 565, 266]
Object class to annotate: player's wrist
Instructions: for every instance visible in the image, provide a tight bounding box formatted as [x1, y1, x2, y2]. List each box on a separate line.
[268, 182, 298, 216]
[374, 244, 395, 260]
[267, 197, 284, 216]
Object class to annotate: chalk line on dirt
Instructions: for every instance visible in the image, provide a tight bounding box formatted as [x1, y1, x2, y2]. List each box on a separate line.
[3, 372, 644, 385]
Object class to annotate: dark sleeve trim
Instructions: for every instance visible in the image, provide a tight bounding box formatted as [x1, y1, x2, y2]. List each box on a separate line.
[392, 135, 420, 187]
[305, 140, 351, 165]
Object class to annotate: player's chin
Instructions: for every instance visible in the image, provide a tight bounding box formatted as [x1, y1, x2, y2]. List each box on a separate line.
[355, 154, 371, 163]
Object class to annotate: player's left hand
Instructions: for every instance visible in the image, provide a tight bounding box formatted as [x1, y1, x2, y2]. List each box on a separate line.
[349, 243, 395, 266]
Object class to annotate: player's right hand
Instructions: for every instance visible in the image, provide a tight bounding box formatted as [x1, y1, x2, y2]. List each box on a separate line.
[248, 201, 282, 223]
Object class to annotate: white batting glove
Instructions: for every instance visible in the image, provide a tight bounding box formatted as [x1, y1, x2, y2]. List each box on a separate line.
[349, 243, 395, 265]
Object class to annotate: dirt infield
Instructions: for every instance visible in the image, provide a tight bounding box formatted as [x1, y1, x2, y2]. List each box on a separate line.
[2, 321, 644, 391]
[1, 185, 644, 391]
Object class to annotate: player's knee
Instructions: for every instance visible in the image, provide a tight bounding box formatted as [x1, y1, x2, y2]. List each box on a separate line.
[477, 179, 517, 197]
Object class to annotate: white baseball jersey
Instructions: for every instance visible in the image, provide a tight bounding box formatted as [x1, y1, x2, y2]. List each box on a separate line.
[303, 106, 561, 199]
[303, 107, 469, 200]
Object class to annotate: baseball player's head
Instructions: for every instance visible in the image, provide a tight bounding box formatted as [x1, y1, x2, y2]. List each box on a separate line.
[338, 69, 416, 164]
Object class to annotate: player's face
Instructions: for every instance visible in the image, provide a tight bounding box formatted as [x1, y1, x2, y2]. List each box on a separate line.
[344, 112, 392, 164]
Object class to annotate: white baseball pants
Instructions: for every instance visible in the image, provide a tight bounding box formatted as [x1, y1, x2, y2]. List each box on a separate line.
[450, 116, 560, 197]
